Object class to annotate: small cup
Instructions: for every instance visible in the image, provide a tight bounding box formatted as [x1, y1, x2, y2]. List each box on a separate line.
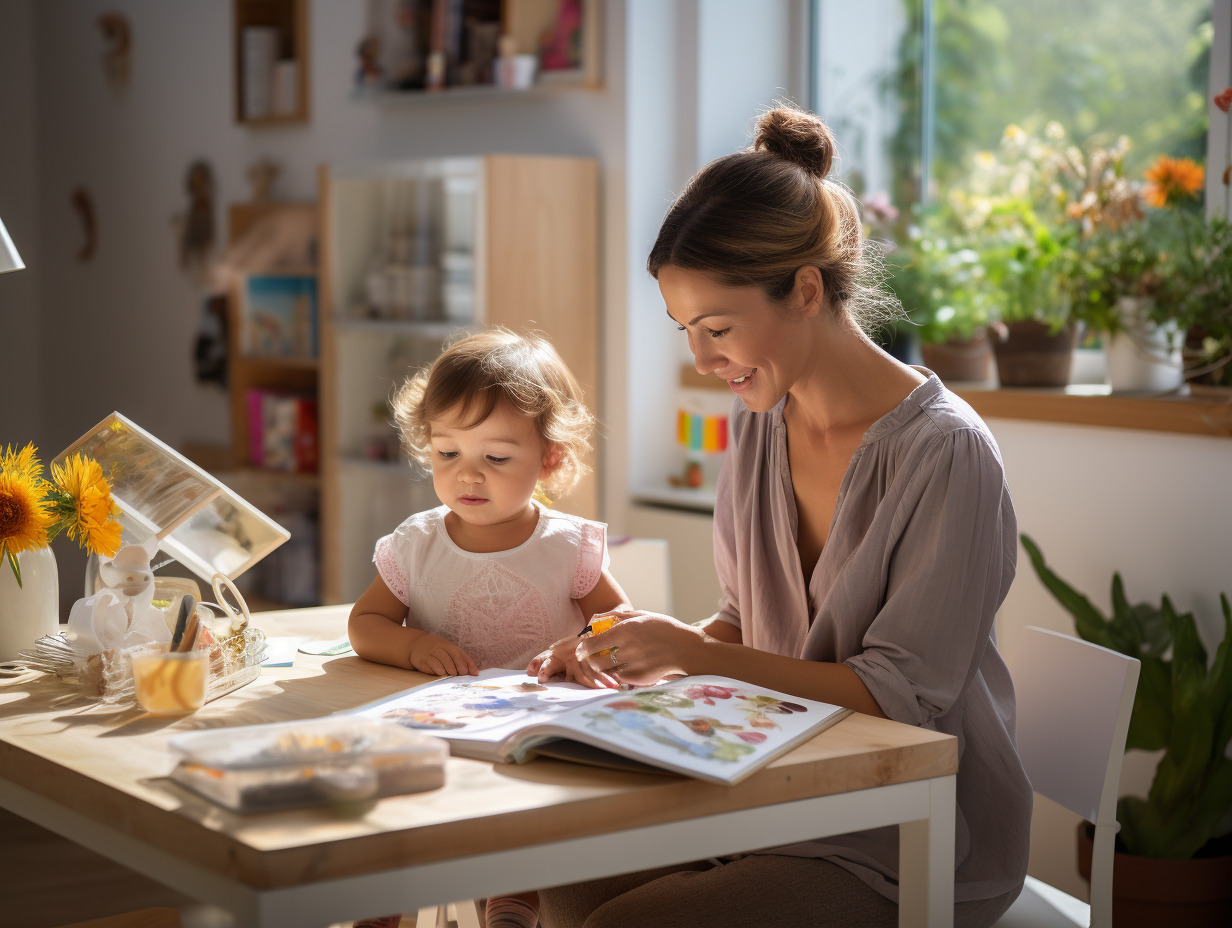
[130, 644, 209, 715]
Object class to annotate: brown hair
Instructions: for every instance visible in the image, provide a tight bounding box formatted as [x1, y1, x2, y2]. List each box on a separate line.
[647, 104, 898, 331]
[392, 327, 593, 499]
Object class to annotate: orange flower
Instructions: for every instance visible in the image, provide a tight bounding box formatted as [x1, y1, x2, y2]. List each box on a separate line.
[1215, 87, 1232, 113]
[1143, 156, 1204, 208]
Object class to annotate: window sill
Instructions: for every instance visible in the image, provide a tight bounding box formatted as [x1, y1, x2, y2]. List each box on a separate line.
[953, 384, 1232, 439]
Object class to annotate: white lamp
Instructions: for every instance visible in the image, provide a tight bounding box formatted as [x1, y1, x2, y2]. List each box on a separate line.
[0, 214, 25, 273]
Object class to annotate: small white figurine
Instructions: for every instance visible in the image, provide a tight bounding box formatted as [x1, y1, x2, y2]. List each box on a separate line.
[67, 537, 170, 655]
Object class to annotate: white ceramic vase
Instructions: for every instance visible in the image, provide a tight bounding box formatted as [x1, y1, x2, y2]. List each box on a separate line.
[0, 546, 60, 663]
[1104, 296, 1183, 393]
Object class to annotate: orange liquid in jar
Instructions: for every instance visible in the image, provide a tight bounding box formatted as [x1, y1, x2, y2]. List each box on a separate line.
[132, 653, 207, 714]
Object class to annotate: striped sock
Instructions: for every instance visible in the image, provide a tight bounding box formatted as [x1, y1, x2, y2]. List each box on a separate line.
[484, 895, 539, 928]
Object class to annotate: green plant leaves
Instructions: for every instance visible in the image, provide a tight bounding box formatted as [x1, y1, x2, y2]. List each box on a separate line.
[1020, 532, 1232, 858]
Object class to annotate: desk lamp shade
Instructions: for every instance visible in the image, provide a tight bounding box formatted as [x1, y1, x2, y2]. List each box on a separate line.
[0, 215, 24, 273]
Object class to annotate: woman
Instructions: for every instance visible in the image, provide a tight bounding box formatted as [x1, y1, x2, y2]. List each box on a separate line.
[536, 106, 1031, 928]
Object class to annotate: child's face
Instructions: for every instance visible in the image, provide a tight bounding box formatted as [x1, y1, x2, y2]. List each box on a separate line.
[428, 401, 557, 530]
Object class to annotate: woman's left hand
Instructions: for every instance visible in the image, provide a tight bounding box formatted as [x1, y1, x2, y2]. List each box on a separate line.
[528, 635, 620, 688]
[574, 612, 708, 686]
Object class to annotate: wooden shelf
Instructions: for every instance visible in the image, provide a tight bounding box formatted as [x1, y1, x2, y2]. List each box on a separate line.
[679, 365, 1232, 439]
[234, 0, 309, 125]
[955, 386, 1232, 439]
[369, 84, 601, 105]
[236, 354, 319, 371]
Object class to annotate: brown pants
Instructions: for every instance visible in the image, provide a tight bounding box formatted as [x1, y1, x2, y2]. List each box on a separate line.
[538, 855, 1014, 928]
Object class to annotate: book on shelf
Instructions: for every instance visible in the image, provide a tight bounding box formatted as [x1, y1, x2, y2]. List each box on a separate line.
[240, 274, 318, 359]
[246, 389, 318, 473]
[350, 669, 851, 786]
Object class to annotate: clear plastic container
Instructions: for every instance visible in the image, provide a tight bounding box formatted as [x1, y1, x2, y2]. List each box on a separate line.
[168, 717, 448, 811]
[130, 645, 209, 715]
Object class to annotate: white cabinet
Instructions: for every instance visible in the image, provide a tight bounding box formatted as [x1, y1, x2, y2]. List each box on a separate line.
[319, 155, 598, 603]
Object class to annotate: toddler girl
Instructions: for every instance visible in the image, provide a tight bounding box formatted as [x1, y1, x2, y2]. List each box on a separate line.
[348, 327, 629, 928]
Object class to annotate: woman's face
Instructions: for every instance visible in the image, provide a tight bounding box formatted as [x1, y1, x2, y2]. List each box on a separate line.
[658, 265, 819, 413]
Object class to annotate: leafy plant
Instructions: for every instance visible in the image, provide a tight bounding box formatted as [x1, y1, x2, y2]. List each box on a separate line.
[1021, 534, 1232, 859]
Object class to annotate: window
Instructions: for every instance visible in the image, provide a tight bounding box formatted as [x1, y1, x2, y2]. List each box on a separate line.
[813, 0, 1215, 217]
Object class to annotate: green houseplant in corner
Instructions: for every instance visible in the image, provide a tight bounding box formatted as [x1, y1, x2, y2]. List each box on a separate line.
[1020, 534, 1232, 927]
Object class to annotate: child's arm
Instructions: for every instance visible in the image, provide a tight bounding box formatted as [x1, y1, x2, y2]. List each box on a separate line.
[527, 568, 630, 687]
[348, 575, 479, 676]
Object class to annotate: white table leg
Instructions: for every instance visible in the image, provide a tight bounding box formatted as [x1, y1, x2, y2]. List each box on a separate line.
[898, 774, 956, 928]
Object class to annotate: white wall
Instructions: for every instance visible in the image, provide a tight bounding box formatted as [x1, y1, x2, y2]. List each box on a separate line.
[0, 0, 627, 611]
[18, 0, 625, 462]
[0, 0, 44, 446]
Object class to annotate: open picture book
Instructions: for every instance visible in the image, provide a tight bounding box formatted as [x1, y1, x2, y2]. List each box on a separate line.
[350, 669, 852, 786]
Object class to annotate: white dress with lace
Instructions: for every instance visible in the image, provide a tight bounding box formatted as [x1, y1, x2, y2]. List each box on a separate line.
[372, 503, 608, 670]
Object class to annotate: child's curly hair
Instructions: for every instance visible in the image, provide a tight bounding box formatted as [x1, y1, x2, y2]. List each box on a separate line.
[392, 327, 594, 500]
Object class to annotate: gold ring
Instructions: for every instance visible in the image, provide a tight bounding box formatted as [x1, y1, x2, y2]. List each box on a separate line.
[609, 646, 620, 668]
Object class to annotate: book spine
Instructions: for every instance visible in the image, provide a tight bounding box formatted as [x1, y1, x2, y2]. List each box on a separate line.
[296, 398, 319, 473]
[242, 27, 278, 120]
[246, 389, 265, 468]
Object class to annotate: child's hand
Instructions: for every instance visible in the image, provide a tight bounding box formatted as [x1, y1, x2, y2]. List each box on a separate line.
[528, 635, 619, 689]
[409, 634, 479, 676]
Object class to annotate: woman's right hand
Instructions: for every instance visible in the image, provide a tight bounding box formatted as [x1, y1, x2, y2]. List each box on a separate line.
[408, 634, 479, 676]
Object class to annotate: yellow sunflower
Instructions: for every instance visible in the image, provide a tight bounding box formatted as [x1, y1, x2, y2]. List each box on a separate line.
[1, 442, 43, 483]
[48, 454, 123, 558]
[1143, 156, 1204, 208]
[0, 469, 53, 583]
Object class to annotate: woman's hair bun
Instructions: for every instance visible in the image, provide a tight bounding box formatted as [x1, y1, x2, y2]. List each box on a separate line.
[753, 106, 835, 179]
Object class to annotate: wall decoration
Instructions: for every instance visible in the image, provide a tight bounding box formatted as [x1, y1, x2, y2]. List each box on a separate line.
[97, 12, 132, 88]
[177, 159, 216, 283]
[71, 187, 97, 262]
[192, 294, 229, 387]
[246, 156, 283, 203]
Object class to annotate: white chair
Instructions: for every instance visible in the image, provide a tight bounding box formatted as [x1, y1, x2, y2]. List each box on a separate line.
[606, 537, 673, 615]
[994, 626, 1140, 928]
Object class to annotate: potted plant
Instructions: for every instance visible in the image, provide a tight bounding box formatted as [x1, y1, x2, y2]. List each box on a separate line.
[1054, 133, 1190, 391]
[1157, 210, 1232, 394]
[885, 212, 993, 383]
[1020, 534, 1232, 927]
[910, 124, 1079, 386]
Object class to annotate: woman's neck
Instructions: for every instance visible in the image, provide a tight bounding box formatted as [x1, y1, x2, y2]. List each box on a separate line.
[784, 314, 926, 439]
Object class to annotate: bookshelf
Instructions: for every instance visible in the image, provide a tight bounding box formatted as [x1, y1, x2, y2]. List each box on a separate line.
[319, 154, 598, 603]
[222, 201, 322, 607]
[233, 0, 309, 125]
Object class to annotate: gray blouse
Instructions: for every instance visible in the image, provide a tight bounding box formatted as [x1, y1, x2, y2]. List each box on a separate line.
[712, 374, 1031, 906]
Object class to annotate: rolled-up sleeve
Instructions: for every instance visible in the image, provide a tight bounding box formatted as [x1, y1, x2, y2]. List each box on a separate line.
[846, 427, 1016, 726]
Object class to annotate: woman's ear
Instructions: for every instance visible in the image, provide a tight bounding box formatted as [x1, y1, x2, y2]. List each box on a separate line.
[793, 265, 825, 317]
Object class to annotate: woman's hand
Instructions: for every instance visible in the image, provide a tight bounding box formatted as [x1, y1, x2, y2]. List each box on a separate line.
[574, 612, 709, 686]
[528, 635, 620, 689]
[408, 634, 479, 677]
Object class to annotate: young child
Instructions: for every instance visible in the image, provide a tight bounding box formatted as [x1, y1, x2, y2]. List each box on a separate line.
[348, 327, 629, 928]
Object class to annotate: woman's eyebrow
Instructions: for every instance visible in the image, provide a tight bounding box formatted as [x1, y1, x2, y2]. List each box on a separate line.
[666, 308, 725, 326]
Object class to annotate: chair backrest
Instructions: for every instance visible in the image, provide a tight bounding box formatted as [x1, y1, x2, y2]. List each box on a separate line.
[606, 537, 672, 616]
[1014, 626, 1140, 828]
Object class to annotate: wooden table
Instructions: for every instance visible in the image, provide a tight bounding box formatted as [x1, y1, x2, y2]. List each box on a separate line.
[0, 606, 958, 928]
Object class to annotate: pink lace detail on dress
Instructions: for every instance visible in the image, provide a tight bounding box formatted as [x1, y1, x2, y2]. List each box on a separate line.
[442, 560, 551, 669]
[571, 522, 604, 599]
[373, 536, 409, 605]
